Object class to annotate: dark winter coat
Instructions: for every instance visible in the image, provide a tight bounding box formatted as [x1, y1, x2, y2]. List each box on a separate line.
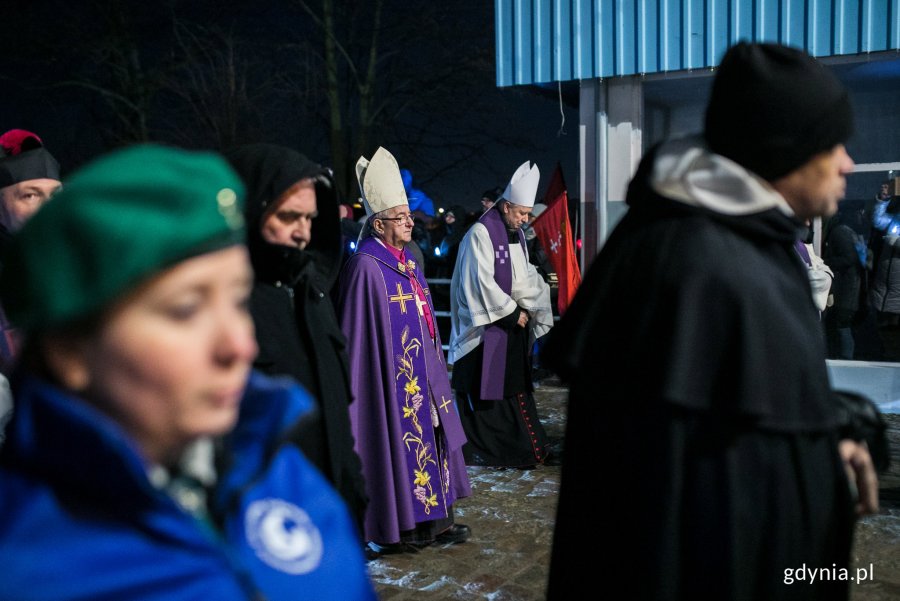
[226, 144, 367, 532]
[543, 140, 853, 601]
[824, 222, 863, 323]
[870, 238, 900, 315]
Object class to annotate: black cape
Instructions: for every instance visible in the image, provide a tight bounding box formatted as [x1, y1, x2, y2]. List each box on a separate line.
[543, 146, 853, 600]
[226, 144, 367, 532]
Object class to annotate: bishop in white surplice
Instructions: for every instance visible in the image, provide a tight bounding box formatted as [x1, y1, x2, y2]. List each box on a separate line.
[447, 160, 553, 468]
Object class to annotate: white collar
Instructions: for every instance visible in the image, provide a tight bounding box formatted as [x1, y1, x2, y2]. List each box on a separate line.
[650, 136, 795, 217]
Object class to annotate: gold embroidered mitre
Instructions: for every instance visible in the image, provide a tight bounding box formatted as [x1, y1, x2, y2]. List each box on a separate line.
[356, 147, 409, 217]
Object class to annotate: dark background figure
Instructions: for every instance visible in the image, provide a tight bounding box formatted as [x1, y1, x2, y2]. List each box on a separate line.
[824, 201, 868, 359]
[226, 143, 368, 533]
[523, 203, 557, 382]
[524, 203, 555, 282]
[429, 204, 468, 279]
[338, 203, 361, 256]
[868, 180, 900, 359]
[480, 187, 503, 213]
[410, 213, 433, 273]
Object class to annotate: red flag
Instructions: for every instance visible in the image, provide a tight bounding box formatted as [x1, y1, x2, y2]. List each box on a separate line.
[531, 164, 582, 315]
[543, 161, 567, 208]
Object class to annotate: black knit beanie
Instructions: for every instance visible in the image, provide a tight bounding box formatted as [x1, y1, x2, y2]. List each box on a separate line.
[704, 42, 853, 181]
[0, 129, 60, 188]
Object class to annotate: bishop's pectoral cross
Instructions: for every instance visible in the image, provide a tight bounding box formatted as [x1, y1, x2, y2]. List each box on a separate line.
[414, 293, 428, 317]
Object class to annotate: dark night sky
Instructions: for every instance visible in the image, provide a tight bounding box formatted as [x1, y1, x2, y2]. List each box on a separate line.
[0, 1, 579, 214]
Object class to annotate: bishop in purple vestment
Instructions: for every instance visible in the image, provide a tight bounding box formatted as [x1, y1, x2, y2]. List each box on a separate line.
[338, 147, 471, 553]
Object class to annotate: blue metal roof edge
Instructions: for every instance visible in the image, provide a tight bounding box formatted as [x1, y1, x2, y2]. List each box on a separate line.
[496, 0, 900, 87]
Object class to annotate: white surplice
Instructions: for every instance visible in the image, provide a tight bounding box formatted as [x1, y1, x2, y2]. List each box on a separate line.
[448, 222, 553, 364]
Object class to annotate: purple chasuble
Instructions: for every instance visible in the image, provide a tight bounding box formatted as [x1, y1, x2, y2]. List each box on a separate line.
[478, 207, 527, 400]
[338, 237, 470, 543]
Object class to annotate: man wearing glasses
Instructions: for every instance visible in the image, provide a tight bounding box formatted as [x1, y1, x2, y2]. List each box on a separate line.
[338, 147, 471, 558]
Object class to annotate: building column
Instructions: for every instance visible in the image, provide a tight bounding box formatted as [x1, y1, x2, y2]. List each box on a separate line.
[579, 76, 643, 267]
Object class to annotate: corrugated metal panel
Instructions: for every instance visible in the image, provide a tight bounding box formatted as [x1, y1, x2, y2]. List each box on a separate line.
[496, 0, 900, 86]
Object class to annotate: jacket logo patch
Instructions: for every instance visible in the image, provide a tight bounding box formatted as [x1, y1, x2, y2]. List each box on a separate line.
[245, 498, 323, 575]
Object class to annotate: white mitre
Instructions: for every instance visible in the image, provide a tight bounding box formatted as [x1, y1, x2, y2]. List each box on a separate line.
[501, 160, 540, 208]
[356, 147, 409, 217]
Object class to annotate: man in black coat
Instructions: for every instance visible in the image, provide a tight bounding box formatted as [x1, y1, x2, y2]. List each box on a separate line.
[227, 144, 367, 532]
[824, 205, 867, 358]
[544, 43, 878, 601]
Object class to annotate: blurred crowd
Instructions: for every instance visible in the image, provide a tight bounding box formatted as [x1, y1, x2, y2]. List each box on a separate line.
[823, 177, 900, 361]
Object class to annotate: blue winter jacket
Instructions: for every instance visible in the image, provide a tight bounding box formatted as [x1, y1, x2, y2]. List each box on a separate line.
[0, 371, 376, 601]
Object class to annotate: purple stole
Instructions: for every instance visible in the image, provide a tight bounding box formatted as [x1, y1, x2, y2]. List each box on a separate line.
[478, 207, 527, 401]
[357, 237, 467, 523]
[794, 239, 812, 266]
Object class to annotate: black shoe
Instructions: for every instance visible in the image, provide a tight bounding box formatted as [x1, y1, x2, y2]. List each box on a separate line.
[435, 523, 471, 545]
[532, 367, 553, 383]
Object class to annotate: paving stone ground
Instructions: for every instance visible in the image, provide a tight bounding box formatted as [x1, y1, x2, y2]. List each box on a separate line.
[368, 381, 900, 600]
[851, 413, 900, 601]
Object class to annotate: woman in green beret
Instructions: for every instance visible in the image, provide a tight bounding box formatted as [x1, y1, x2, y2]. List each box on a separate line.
[0, 145, 376, 601]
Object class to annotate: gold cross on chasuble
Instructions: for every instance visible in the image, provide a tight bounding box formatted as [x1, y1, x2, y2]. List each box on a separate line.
[388, 282, 415, 314]
[439, 395, 452, 413]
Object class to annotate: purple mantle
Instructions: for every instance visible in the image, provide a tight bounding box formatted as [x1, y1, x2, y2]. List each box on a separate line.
[338, 237, 470, 544]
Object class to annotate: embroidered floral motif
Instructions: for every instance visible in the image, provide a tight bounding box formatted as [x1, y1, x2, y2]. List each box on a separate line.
[397, 325, 439, 513]
[443, 458, 451, 494]
[414, 486, 438, 508]
[407, 259, 416, 272]
[414, 469, 430, 487]
[398, 262, 406, 273]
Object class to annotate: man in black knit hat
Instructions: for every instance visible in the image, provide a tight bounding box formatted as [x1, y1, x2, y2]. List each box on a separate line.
[0, 129, 60, 243]
[544, 43, 878, 601]
[0, 129, 60, 441]
[0, 129, 60, 367]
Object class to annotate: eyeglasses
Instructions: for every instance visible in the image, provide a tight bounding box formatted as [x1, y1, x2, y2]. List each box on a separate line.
[377, 213, 413, 223]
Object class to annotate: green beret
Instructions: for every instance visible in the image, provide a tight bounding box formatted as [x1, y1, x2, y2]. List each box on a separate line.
[0, 144, 246, 331]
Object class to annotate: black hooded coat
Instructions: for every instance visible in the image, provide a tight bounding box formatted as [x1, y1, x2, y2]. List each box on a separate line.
[542, 144, 854, 601]
[226, 144, 367, 531]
